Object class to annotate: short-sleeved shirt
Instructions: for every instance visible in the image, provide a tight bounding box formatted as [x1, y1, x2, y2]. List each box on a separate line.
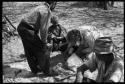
[85, 53, 124, 82]
[75, 25, 104, 58]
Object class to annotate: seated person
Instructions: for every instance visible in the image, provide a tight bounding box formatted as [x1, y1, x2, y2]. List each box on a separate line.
[75, 37, 124, 82]
[47, 16, 67, 52]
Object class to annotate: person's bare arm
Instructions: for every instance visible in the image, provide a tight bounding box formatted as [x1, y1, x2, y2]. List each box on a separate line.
[75, 64, 89, 83]
[38, 5, 52, 41]
[75, 53, 97, 83]
[63, 43, 74, 61]
[107, 60, 124, 82]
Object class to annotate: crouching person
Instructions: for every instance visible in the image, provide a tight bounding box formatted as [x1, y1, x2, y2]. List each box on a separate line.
[75, 37, 124, 82]
[17, 2, 54, 76]
[63, 25, 103, 61]
[61, 26, 103, 73]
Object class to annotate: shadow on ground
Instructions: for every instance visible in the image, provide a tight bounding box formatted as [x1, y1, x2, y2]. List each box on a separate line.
[3, 53, 66, 79]
[50, 53, 65, 68]
[3, 65, 31, 78]
[19, 54, 26, 59]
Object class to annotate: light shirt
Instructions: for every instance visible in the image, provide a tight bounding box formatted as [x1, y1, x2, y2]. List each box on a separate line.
[22, 4, 52, 43]
[85, 53, 124, 82]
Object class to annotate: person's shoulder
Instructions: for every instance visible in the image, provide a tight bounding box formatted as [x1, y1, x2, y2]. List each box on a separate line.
[58, 24, 66, 30]
[48, 25, 55, 30]
[33, 4, 48, 14]
[21, 4, 48, 20]
[112, 56, 124, 70]
[78, 25, 100, 33]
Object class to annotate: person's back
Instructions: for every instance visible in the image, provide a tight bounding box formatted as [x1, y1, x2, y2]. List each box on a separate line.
[20, 4, 51, 43]
[75, 25, 104, 59]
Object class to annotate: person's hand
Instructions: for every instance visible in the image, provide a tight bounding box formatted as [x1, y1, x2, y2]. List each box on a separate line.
[56, 37, 63, 40]
[47, 43, 53, 50]
[47, 43, 52, 47]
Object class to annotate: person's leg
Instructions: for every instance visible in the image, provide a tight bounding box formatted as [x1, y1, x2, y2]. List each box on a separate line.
[33, 34, 51, 75]
[22, 39, 39, 74]
[17, 22, 51, 75]
[75, 66, 84, 83]
[34, 46, 51, 75]
[43, 54, 51, 75]
[17, 25, 39, 74]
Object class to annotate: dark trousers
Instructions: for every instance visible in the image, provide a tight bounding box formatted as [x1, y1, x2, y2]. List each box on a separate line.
[58, 43, 68, 53]
[17, 22, 50, 74]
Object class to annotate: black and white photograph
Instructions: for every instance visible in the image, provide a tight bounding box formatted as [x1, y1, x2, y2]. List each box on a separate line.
[2, 1, 124, 83]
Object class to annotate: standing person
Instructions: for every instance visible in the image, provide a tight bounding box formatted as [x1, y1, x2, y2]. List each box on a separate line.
[75, 37, 124, 82]
[47, 16, 67, 52]
[17, 2, 54, 76]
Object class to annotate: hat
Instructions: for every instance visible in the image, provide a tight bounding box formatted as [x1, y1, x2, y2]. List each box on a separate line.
[94, 37, 114, 54]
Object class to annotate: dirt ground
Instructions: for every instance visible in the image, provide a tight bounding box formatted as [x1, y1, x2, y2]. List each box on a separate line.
[2, 2, 124, 83]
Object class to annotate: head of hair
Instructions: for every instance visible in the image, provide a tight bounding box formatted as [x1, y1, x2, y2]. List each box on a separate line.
[51, 16, 58, 25]
[66, 29, 82, 44]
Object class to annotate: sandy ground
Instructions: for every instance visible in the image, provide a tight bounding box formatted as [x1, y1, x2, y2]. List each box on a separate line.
[2, 2, 124, 83]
